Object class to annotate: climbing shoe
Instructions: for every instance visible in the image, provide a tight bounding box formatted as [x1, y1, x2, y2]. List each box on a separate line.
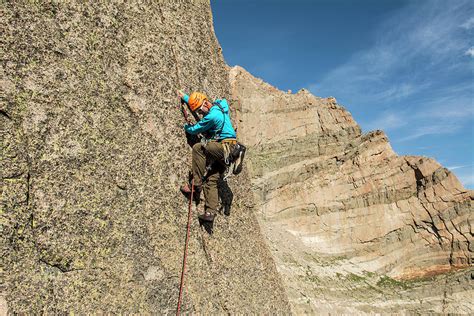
[232, 143, 246, 175]
[180, 183, 201, 202]
[198, 211, 215, 222]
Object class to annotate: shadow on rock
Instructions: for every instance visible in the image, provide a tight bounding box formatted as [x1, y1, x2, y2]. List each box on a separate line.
[218, 176, 233, 216]
[198, 218, 214, 235]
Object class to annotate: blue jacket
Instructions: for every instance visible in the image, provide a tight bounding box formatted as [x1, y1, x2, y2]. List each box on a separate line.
[182, 94, 237, 140]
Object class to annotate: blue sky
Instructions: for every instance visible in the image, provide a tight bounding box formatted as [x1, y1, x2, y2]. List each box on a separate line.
[212, 0, 474, 189]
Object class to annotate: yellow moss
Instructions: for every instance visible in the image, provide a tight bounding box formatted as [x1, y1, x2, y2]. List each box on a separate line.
[72, 259, 85, 269]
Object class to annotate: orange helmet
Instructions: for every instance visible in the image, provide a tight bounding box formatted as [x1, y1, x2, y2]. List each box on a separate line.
[188, 92, 207, 112]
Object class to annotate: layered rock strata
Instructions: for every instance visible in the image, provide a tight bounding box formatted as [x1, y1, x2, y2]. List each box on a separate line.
[1, 2, 289, 313]
[230, 66, 473, 313]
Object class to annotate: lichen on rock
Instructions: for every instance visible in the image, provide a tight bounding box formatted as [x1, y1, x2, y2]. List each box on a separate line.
[2, 2, 290, 313]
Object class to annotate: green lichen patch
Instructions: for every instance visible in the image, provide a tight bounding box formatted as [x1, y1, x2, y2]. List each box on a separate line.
[376, 276, 410, 290]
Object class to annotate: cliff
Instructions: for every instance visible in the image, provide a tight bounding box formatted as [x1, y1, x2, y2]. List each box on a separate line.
[1, 2, 289, 313]
[230, 66, 473, 314]
[2, 1, 472, 314]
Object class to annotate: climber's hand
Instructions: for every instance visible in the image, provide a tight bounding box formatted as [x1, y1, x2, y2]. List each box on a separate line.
[177, 89, 185, 99]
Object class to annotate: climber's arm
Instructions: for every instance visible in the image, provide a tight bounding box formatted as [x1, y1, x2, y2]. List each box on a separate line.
[184, 113, 214, 135]
[178, 89, 189, 104]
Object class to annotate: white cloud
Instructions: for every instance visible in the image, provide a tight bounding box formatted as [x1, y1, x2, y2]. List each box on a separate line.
[397, 124, 462, 142]
[393, 90, 474, 141]
[456, 171, 474, 188]
[465, 47, 474, 57]
[309, 0, 473, 105]
[366, 112, 407, 131]
[447, 165, 470, 170]
[461, 17, 474, 29]
[361, 83, 473, 136]
[416, 92, 474, 119]
[370, 83, 420, 102]
[306, 0, 474, 147]
[426, 105, 474, 119]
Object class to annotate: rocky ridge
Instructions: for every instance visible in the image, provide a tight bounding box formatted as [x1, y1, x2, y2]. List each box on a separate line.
[1, 2, 289, 313]
[2, 1, 472, 313]
[230, 66, 473, 313]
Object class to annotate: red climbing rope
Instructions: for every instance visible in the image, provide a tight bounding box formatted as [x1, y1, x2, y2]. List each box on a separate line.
[176, 179, 194, 315]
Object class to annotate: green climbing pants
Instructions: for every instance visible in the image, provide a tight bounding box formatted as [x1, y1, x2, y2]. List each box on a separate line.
[191, 141, 234, 215]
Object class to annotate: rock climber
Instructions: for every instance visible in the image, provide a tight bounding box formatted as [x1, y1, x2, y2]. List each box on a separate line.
[177, 90, 239, 222]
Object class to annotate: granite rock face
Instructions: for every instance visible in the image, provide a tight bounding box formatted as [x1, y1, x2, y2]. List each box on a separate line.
[230, 66, 473, 313]
[1, 2, 290, 313]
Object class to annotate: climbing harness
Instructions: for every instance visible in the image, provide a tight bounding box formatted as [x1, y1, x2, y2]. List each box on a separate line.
[200, 139, 247, 183]
[221, 138, 237, 165]
[223, 141, 246, 180]
[176, 179, 194, 315]
[199, 101, 247, 181]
